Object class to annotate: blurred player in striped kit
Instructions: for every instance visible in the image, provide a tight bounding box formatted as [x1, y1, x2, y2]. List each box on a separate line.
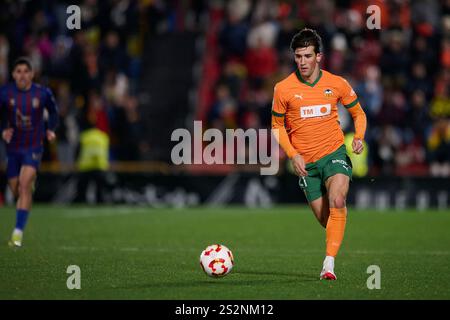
[0, 57, 58, 247]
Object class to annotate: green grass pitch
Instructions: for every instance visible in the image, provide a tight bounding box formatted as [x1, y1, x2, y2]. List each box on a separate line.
[0, 205, 449, 300]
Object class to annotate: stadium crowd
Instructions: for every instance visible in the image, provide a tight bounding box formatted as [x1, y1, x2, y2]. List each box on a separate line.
[0, 0, 449, 177]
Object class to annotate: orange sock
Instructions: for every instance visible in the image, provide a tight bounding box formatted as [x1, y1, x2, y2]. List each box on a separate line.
[326, 207, 347, 257]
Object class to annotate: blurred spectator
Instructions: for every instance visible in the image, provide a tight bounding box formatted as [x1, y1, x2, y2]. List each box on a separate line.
[220, 60, 247, 100]
[0, 34, 9, 83]
[208, 83, 238, 130]
[55, 82, 78, 166]
[379, 30, 410, 85]
[377, 89, 408, 128]
[355, 65, 383, 127]
[110, 95, 144, 161]
[82, 46, 102, 93]
[427, 119, 450, 177]
[49, 36, 72, 79]
[241, 78, 272, 128]
[327, 33, 350, 75]
[219, 1, 250, 60]
[86, 90, 110, 134]
[406, 89, 431, 142]
[430, 71, 450, 118]
[372, 125, 403, 175]
[76, 121, 110, 203]
[395, 136, 427, 176]
[247, 19, 278, 49]
[245, 36, 278, 81]
[407, 62, 434, 99]
[99, 30, 129, 76]
[411, 0, 441, 28]
[410, 35, 438, 77]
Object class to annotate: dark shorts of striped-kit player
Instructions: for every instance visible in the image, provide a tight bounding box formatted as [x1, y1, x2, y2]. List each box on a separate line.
[6, 150, 42, 179]
[298, 144, 353, 202]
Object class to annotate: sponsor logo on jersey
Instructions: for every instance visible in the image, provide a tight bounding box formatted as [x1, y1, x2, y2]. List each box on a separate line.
[300, 104, 331, 118]
[294, 94, 303, 99]
[9, 98, 15, 107]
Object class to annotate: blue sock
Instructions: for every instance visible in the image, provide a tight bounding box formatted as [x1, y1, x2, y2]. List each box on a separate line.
[15, 209, 29, 231]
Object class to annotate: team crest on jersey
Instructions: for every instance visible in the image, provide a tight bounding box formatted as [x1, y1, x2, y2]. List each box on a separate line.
[32, 97, 40, 108]
[9, 98, 15, 107]
[324, 89, 333, 97]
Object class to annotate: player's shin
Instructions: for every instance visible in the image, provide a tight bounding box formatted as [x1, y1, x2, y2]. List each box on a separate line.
[325, 207, 347, 257]
[15, 208, 30, 232]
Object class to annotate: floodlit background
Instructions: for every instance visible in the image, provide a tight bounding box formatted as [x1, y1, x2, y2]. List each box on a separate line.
[0, 0, 448, 207]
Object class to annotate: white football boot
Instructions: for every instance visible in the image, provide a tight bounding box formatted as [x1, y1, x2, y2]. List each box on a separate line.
[320, 256, 337, 280]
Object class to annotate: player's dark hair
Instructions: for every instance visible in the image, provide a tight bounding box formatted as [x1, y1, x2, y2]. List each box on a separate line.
[290, 28, 323, 54]
[13, 57, 33, 71]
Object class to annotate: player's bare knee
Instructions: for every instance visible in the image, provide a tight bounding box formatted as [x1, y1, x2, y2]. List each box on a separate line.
[329, 194, 346, 209]
[18, 183, 32, 196]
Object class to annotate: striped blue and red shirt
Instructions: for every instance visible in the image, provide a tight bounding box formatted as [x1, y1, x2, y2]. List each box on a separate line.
[0, 82, 58, 153]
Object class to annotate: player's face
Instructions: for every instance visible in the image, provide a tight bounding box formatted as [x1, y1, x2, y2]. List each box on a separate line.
[294, 46, 322, 79]
[12, 64, 34, 90]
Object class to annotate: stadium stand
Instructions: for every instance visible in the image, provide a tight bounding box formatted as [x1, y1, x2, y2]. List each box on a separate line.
[0, 0, 448, 178]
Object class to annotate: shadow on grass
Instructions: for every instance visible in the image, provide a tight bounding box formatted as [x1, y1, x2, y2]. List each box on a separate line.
[111, 278, 291, 290]
[111, 271, 317, 291]
[234, 270, 317, 281]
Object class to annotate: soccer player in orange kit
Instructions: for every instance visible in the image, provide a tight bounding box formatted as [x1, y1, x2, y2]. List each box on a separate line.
[272, 29, 367, 280]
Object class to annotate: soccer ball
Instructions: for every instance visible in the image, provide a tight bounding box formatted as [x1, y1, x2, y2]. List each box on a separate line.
[199, 244, 234, 277]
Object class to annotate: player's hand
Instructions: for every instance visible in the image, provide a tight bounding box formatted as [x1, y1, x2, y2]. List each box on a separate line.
[2, 128, 13, 143]
[291, 153, 308, 177]
[352, 138, 364, 154]
[46, 130, 56, 142]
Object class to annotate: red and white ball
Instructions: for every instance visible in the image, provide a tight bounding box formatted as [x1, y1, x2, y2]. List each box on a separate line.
[200, 244, 234, 277]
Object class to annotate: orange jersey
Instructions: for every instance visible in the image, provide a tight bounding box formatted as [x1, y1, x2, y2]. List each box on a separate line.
[272, 69, 363, 163]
